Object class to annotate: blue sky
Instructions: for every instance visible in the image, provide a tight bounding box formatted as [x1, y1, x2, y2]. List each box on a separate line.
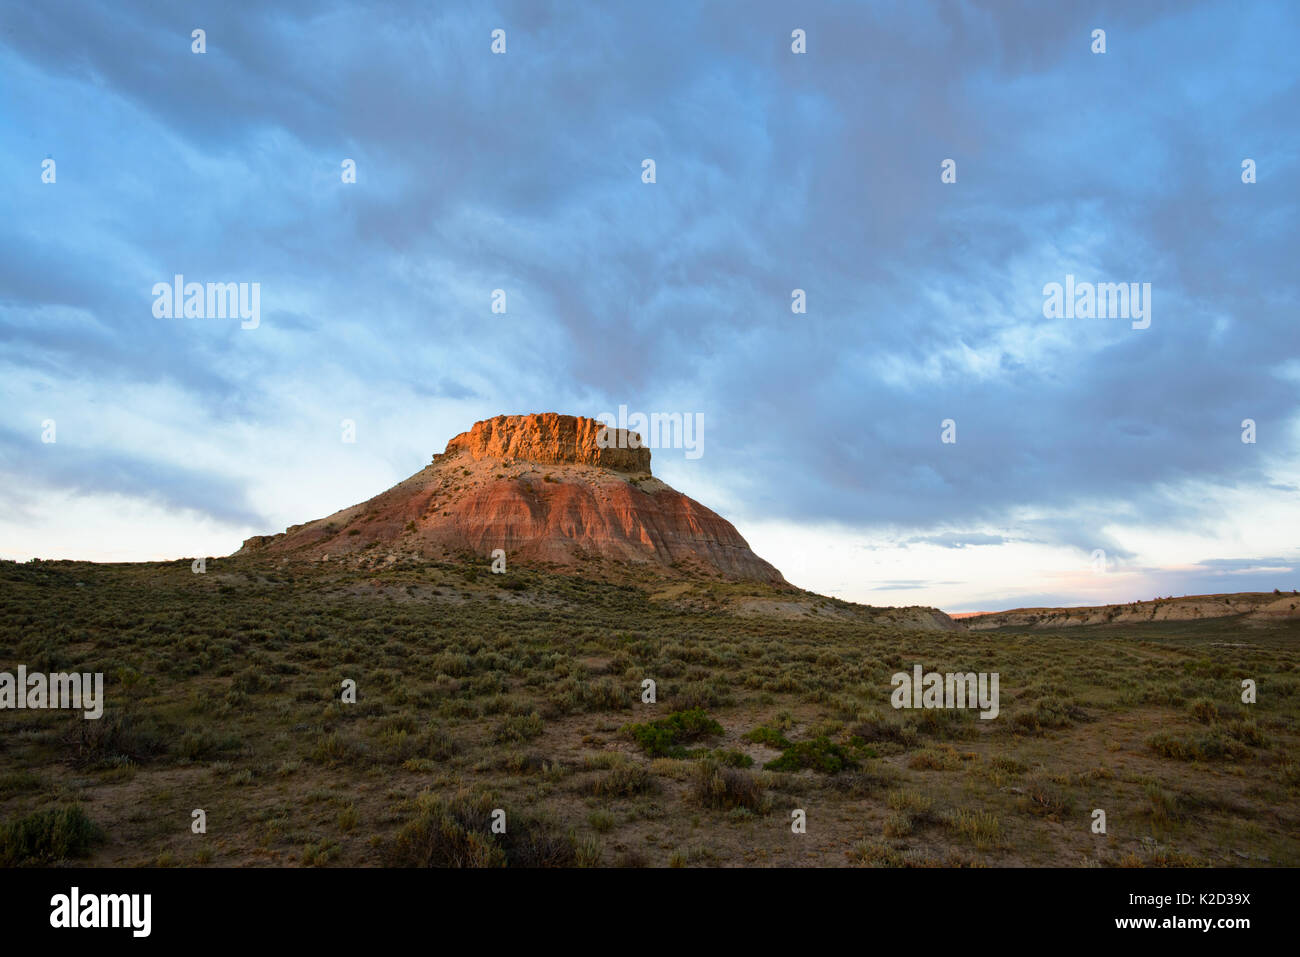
[2, 0, 1297, 611]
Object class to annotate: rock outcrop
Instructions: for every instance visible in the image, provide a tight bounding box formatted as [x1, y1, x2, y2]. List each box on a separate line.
[444, 413, 650, 472]
[961, 592, 1300, 629]
[236, 412, 787, 584]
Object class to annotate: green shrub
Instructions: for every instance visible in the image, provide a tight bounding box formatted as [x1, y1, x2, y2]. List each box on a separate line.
[742, 725, 792, 749]
[309, 732, 368, 766]
[1223, 719, 1268, 748]
[550, 677, 629, 715]
[881, 788, 939, 837]
[493, 712, 544, 744]
[587, 763, 657, 797]
[622, 709, 723, 758]
[908, 746, 963, 770]
[850, 715, 917, 747]
[886, 789, 934, 815]
[1148, 730, 1249, 762]
[0, 807, 105, 866]
[709, 748, 754, 768]
[178, 729, 242, 761]
[1021, 774, 1074, 819]
[691, 761, 766, 812]
[65, 711, 171, 767]
[942, 808, 1002, 849]
[990, 755, 1028, 774]
[302, 839, 340, 866]
[764, 736, 857, 774]
[1189, 698, 1219, 724]
[906, 706, 977, 740]
[883, 811, 914, 837]
[1012, 699, 1084, 734]
[376, 725, 458, 764]
[384, 790, 577, 868]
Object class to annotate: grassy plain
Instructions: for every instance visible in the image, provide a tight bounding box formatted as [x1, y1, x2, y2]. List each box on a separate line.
[1, 558, 1296, 867]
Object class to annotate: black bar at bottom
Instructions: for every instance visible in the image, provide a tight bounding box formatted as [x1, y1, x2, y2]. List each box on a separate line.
[0, 865, 1281, 943]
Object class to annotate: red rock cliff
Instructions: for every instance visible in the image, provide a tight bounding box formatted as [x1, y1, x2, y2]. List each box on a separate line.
[237, 413, 787, 585]
[444, 413, 649, 472]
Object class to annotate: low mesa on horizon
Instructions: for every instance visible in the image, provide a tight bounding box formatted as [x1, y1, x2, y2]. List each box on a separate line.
[236, 412, 787, 585]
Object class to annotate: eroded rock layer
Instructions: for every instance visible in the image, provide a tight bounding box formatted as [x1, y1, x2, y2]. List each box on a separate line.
[444, 413, 650, 472]
[236, 413, 787, 584]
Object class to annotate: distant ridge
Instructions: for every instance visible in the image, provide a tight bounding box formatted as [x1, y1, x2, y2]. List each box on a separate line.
[960, 592, 1299, 629]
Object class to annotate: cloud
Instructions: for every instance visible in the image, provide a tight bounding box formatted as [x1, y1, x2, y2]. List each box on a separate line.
[1, 0, 1296, 604]
[903, 532, 1010, 549]
[0, 429, 264, 528]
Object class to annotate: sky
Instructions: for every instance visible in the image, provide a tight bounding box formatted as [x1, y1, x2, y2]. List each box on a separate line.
[1, 0, 1297, 612]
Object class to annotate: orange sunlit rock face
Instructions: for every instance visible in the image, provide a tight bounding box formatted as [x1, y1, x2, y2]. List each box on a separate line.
[444, 413, 650, 472]
[237, 413, 787, 584]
